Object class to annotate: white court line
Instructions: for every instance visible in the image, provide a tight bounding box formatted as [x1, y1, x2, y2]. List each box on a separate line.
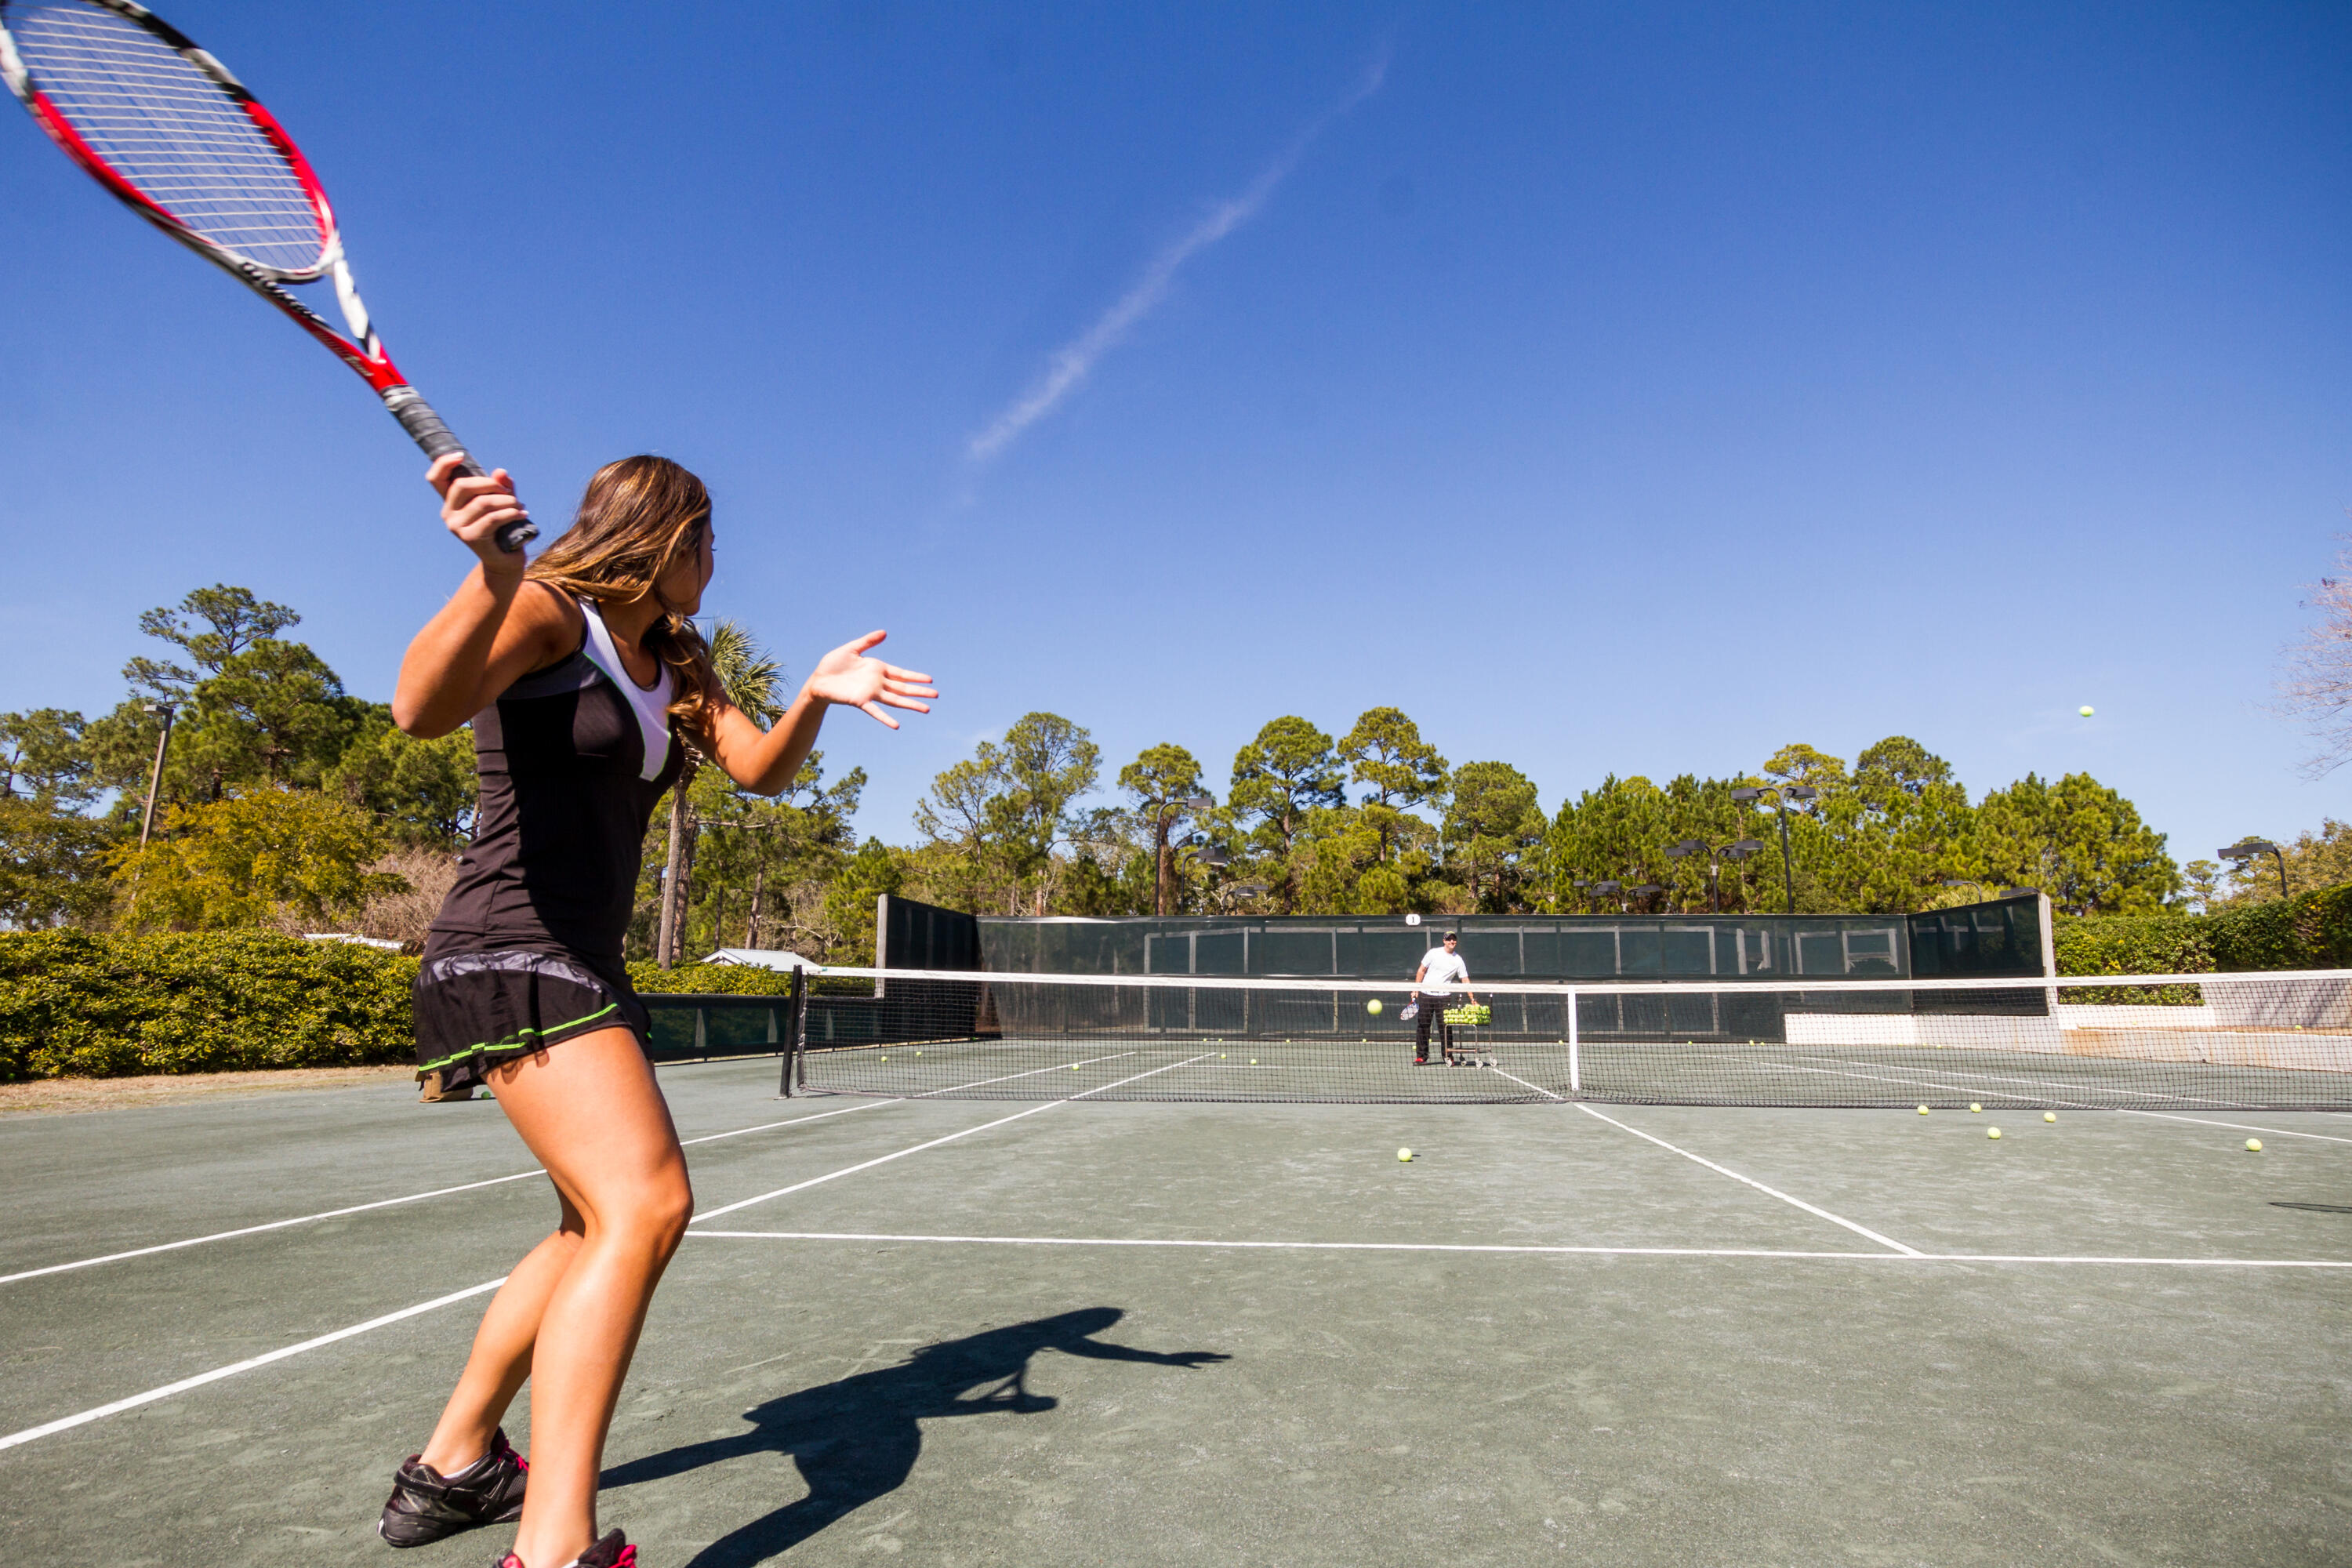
[1573, 1103, 1923, 1256]
[1725, 1050, 2352, 1140]
[690, 1053, 1216, 1225]
[0, 1062, 1193, 1454]
[0, 1101, 892, 1289]
[2118, 1109, 2352, 1145]
[691, 1229, 2352, 1269]
[0, 1046, 1138, 1290]
[0, 1277, 508, 1454]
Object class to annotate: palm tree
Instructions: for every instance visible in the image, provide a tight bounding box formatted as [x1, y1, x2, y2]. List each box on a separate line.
[659, 619, 783, 967]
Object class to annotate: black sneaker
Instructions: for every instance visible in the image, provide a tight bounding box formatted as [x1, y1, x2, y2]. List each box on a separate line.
[493, 1530, 637, 1568]
[379, 1429, 529, 1546]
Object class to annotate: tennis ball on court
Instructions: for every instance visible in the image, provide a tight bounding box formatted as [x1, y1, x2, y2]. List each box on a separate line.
[2247, 1138, 2263, 1152]
[2079, 706, 2095, 718]
[1918, 1105, 1930, 1115]
[2044, 1112, 2057, 1122]
[1367, 998, 1383, 1015]
[1987, 1127, 2002, 1140]
[1398, 1147, 1414, 1162]
[1969, 1102, 1983, 1113]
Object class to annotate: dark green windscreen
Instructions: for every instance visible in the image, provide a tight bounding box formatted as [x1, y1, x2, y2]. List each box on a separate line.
[903, 896, 2049, 984]
[971, 909, 2040, 982]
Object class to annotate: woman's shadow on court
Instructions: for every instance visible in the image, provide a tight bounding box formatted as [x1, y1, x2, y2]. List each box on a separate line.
[601, 1306, 1227, 1566]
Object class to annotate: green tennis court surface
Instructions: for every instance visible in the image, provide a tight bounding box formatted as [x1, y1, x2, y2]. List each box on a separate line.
[3, 1058, 2348, 1564]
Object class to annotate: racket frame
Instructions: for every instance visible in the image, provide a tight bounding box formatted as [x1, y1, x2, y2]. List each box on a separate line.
[0, 0, 533, 548]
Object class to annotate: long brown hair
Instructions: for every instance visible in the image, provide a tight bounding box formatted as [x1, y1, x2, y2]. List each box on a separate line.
[526, 456, 717, 723]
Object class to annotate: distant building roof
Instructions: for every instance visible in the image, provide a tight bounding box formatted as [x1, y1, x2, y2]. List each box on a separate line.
[700, 947, 826, 973]
[304, 932, 403, 951]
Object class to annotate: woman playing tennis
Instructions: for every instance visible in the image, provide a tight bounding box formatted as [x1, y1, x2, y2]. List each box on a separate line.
[376, 454, 935, 1568]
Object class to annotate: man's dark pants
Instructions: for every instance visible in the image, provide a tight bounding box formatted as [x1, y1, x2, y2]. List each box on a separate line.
[1414, 1000, 1453, 1063]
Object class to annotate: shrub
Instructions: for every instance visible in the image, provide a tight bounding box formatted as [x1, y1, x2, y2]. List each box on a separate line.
[2052, 880, 2352, 998]
[0, 930, 417, 1080]
[626, 960, 800, 997]
[0, 933, 837, 1081]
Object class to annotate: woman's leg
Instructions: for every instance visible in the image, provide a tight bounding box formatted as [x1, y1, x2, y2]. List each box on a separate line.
[421, 1026, 694, 1568]
[417, 1215, 581, 1474]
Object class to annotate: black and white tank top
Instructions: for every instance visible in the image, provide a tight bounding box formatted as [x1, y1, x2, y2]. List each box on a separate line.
[428, 597, 688, 962]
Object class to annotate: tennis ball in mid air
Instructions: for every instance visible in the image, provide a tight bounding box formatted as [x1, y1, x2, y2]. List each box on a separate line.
[1367, 998, 1384, 1015]
[2247, 1138, 2263, 1152]
[1398, 1147, 1414, 1162]
[2079, 706, 2095, 718]
[1987, 1127, 2002, 1140]
[2044, 1112, 2057, 1122]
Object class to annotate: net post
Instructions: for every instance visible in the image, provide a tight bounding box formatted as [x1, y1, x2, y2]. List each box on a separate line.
[780, 965, 807, 1097]
[1566, 986, 1581, 1094]
[2034, 891, 2060, 1019]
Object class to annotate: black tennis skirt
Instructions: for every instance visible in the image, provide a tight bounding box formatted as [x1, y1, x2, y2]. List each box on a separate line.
[412, 942, 650, 1092]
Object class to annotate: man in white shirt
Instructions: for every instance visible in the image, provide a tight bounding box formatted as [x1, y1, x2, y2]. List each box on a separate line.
[1410, 931, 1478, 1065]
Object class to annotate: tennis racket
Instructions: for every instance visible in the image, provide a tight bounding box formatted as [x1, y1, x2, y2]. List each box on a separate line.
[0, 0, 534, 551]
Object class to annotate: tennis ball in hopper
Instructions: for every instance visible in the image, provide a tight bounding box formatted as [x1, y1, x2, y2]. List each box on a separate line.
[1367, 998, 1383, 1015]
[2079, 706, 2095, 717]
[1988, 1127, 2002, 1140]
[2247, 1138, 2263, 1152]
[2044, 1111, 2056, 1122]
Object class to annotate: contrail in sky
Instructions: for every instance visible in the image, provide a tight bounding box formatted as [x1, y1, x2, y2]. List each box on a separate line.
[965, 53, 1390, 464]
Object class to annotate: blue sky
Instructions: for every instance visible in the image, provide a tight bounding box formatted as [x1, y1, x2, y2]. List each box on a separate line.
[2, 2, 2347, 867]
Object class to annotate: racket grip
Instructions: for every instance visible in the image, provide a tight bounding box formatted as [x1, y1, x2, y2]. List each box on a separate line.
[382, 387, 539, 554]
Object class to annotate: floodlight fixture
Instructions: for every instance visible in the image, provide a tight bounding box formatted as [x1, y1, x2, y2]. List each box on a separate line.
[2221, 840, 2289, 898]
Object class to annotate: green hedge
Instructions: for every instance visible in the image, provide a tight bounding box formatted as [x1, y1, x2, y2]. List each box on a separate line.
[0, 930, 419, 1081]
[624, 960, 800, 997]
[0, 933, 818, 1081]
[2053, 881, 2352, 985]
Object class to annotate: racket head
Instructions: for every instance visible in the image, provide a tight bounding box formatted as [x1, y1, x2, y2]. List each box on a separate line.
[0, 0, 333, 279]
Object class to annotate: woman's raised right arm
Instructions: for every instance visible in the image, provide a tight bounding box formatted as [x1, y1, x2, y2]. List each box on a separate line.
[393, 457, 575, 738]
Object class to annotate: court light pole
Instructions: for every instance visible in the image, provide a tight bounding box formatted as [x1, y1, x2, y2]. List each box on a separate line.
[137, 702, 177, 850]
[1730, 785, 1817, 913]
[2222, 840, 2288, 900]
[1666, 837, 1766, 913]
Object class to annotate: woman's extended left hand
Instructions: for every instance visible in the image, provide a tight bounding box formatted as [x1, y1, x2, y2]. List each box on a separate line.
[805, 631, 937, 728]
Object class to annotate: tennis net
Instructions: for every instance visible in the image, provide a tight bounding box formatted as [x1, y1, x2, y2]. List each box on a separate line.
[779, 966, 2352, 1110]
